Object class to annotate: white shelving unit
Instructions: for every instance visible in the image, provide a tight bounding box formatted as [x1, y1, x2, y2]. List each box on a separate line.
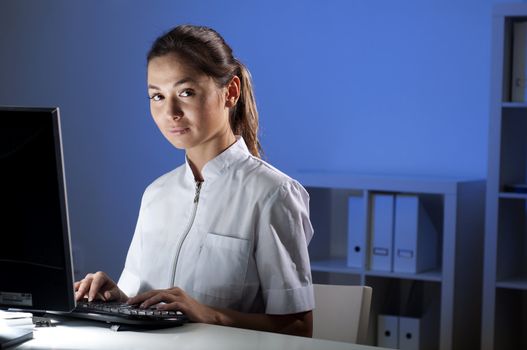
[293, 173, 484, 350]
[482, 4, 527, 350]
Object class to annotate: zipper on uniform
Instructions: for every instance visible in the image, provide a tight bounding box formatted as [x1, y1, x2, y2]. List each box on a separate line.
[170, 181, 203, 286]
[193, 181, 202, 204]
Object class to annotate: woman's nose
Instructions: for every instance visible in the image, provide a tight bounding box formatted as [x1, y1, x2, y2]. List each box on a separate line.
[166, 97, 183, 120]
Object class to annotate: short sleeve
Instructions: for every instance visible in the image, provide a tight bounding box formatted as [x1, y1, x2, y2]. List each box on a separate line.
[255, 180, 315, 315]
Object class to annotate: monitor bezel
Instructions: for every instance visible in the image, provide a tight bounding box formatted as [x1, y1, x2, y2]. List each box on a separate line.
[0, 106, 76, 312]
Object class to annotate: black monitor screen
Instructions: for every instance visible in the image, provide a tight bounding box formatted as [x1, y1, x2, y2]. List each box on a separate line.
[0, 106, 75, 312]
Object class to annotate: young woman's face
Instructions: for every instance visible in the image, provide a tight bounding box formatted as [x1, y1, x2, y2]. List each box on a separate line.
[147, 53, 233, 153]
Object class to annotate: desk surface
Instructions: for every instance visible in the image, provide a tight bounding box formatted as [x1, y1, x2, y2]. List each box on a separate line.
[15, 318, 387, 350]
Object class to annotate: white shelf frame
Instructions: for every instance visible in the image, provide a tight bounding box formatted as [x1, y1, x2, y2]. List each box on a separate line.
[483, 4, 527, 350]
[295, 173, 484, 350]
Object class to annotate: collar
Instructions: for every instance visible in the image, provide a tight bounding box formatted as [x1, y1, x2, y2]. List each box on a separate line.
[184, 136, 251, 184]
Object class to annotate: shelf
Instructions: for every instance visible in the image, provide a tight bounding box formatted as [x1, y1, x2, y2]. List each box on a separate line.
[499, 191, 527, 199]
[311, 258, 442, 282]
[365, 268, 442, 282]
[311, 258, 363, 275]
[306, 175, 484, 350]
[494, 3, 527, 17]
[295, 172, 477, 195]
[501, 102, 527, 108]
[487, 11, 527, 348]
[496, 276, 527, 290]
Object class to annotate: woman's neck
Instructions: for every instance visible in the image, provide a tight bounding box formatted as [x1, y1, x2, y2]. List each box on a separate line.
[186, 132, 237, 182]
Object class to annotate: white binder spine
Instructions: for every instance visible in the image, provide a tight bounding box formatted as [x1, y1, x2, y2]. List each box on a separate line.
[393, 195, 438, 274]
[398, 316, 420, 350]
[369, 194, 394, 272]
[347, 195, 366, 268]
[377, 314, 399, 349]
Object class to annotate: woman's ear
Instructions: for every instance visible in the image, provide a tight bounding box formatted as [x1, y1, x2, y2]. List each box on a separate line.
[225, 75, 241, 108]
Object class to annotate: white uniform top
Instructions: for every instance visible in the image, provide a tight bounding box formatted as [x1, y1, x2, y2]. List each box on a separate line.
[118, 137, 314, 315]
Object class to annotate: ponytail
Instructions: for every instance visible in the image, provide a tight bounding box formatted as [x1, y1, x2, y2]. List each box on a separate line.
[231, 61, 262, 158]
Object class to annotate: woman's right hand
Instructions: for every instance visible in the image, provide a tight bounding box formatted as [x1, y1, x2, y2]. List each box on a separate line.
[74, 271, 128, 302]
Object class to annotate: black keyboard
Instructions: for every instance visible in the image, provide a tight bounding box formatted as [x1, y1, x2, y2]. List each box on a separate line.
[61, 300, 188, 328]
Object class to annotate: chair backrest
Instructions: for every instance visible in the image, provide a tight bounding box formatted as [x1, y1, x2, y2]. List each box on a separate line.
[312, 284, 372, 344]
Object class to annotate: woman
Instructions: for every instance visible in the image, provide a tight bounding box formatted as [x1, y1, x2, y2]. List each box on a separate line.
[74, 25, 314, 337]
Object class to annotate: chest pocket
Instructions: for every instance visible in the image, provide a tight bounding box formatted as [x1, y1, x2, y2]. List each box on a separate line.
[193, 232, 251, 300]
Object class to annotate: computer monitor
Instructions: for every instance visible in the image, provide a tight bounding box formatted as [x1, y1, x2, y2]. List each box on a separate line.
[0, 106, 75, 312]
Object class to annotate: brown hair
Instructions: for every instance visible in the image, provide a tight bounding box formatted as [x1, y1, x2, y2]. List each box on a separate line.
[147, 25, 262, 158]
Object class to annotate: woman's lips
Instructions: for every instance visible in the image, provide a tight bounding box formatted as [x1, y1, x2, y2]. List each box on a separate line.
[169, 127, 190, 135]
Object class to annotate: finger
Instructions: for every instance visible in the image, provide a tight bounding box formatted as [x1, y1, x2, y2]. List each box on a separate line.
[74, 291, 83, 301]
[141, 292, 177, 309]
[76, 278, 89, 295]
[128, 291, 166, 307]
[156, 301, 183, 311]
[73, 281, 81, 290]
[88, 273, 108, 301]
[77, 273, 94, 294]
[127, 290, 159, 305]
[127, 289, 163, 305]
[103, 289, 121, 302]
[75, 278, 92, 301]
[167, 287, 183, 295]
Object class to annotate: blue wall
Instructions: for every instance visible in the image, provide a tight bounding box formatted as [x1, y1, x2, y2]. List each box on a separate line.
[0, 0, 514, 279]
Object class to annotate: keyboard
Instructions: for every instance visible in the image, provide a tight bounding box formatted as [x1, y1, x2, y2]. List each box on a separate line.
[59, 300, 188, 328]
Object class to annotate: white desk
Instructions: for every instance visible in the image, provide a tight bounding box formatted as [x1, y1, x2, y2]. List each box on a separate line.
[15, 318, 388, 350]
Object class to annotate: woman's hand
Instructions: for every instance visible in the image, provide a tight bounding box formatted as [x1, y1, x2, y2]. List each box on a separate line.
[127, 287, 218, 324]
[127, 287, 312, 337]
[74, 271, 128, 302]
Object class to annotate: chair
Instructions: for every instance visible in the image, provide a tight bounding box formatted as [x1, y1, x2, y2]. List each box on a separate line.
[312, 284, 372, 344]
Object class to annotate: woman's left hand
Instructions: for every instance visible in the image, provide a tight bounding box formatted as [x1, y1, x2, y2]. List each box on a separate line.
[128, 287, 312, 337]
[126, 287, 218, 324]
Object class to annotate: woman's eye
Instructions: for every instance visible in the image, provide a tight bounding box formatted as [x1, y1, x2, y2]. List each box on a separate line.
[179, 89, 195, 97]
[149, 94, 164, 102]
